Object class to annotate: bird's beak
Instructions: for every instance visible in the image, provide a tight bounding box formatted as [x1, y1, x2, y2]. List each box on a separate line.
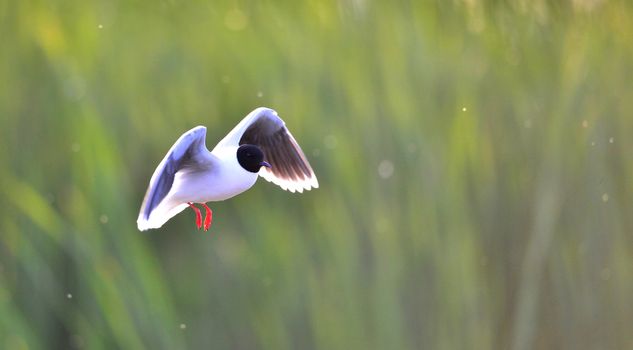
[260, 161, 272, 168]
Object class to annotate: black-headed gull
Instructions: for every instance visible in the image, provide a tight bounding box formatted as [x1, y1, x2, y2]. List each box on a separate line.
[137, 107, 318, 231]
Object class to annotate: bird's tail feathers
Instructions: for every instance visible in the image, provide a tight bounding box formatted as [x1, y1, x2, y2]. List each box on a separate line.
[137, 200, 188, 231]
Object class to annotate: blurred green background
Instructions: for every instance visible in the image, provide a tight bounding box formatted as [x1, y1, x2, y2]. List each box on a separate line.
[2, 0, 633, 349]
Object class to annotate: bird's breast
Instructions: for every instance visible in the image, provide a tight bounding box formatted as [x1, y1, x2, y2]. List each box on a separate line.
[207, 167, 258, 201]
[174, 152, 257, 203]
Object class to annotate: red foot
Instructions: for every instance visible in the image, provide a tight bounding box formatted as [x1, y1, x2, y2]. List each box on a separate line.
[188, 202, 202, 230]
[201, 203, 213, 231]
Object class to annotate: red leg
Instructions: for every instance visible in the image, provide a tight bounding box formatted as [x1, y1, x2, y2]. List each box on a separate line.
[201, 203, 213, 231]
[188, 202, 202, 230]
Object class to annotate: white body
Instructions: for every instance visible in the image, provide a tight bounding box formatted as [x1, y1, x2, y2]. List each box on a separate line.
[171, 147, 258, 203]
[139, 146, 258, 230]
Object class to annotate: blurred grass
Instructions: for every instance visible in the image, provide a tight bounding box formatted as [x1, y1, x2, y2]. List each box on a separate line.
[1, 0, 633, 349]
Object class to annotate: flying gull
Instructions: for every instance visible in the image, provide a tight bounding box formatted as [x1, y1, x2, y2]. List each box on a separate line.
[137, 107, 318, 231]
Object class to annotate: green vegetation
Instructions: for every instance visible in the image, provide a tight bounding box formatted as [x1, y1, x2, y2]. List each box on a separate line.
[1, 1, 633, 349]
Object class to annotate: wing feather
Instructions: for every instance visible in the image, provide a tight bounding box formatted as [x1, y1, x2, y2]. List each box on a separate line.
[228, 108, 318, 193]
[137, 126, 209, 229]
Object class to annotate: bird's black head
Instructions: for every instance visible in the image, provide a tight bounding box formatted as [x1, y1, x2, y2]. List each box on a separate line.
[237, 144, 271, 173]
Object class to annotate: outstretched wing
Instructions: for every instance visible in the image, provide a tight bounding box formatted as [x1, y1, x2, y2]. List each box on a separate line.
[137, 126, 209, 230]
[213, 107, 318, 193]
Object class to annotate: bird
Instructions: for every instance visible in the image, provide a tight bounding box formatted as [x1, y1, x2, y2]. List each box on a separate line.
[137, 107, 318, 231]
